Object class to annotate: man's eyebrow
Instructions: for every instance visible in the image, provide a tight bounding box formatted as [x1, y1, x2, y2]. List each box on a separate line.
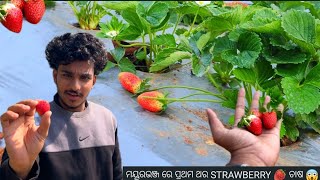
[61, 70, 72, 74]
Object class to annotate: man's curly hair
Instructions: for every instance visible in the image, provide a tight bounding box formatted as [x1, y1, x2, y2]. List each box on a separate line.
[45, 33, 107, 75]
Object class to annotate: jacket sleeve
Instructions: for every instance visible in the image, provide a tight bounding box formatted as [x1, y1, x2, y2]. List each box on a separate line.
[112, 129, 123, 180]
[0, 149, 40, 180]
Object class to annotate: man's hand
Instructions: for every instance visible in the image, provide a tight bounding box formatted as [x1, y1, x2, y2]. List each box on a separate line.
[207, 88, 282, 166]
[0, 100, 51, 178]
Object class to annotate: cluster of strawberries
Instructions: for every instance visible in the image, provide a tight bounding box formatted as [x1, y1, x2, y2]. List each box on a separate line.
[0, 0, 45, 33]
[238, 109, 278, 136]
[118, 72, 166, 113]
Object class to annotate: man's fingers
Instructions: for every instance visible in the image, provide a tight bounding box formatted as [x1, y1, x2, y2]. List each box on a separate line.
[234, 87, 245, 125]
[206, 109, 225, 137]
[250, 91, 260, 111]
[37, 111, 52, 139]
[1, 110, 19, 128]
[263, 96, 271, 109]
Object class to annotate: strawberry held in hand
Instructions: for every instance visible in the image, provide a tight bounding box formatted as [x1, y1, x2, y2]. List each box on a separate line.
[262, 111, 277, 129]
[0, 3, 23, 33]
[137, 91, 167, 113]
[11, 0, 25, 10]
[238, 115, 262, 136]
[118, 72, 142, 94]
[36, 100, 50, 116]
[23, 0, 45, 24]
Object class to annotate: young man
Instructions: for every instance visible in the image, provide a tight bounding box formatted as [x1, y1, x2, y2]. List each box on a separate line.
[0, 33, 281, 179]
[0, 33, 122, 179]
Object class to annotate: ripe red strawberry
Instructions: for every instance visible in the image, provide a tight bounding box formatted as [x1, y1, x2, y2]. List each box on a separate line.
[262, 111, 277, 129]
[118, 72, 142, 94]
[11, 0, 25, 10]
[23, 0, 45, 24]
[238, 115, 262, 135]
[137, 91, 167, 112]
[274, 169, 286, 180]
[251, 109, 262, 119]
[36, 100, 50, 115]
[0, 3, 23, 33]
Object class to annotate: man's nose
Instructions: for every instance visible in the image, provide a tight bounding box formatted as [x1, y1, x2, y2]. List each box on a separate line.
[70, 79, 81, 91]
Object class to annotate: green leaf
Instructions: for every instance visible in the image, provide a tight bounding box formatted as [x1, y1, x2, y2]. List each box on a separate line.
[110, 47, 125, 63]
[197, 32, 211, 52]
[233, 68, 256, 85]
[221, 89, 239, 109]
[284, 122, 299, 142]
[263, 48, 307, 64]
[102, 61, 116, 72]
[269, 35, 297, 50]
[192, 55, 208, 77]
[301, 113, 320, 134]
[150, 50, 191, 72]
[153, 34, 176, 47]
[102, 1, 138, 11]
[213, 35, 236, 55]
[117, 26, 142, 40]
[222, 32, 262, 68]
[305, 63, 320, 89]
[281, 10, 316, 55]
[280, 123, 286, 139]
[255, 60, 276, 90]
[282, 77, 320, 114]
[175, 28, 188, 36]
[241, 9, 282, 33]
[137, 2, 169, 27]
[202, 17, 234, 35]
[121, 8, 144, 33]
[275, 61, 308, 79]
[118, 58, 136, 74]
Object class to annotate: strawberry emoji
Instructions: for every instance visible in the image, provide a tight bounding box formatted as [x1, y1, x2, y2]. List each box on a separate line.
[137, 91, 167, 113]
[118, 72, 142, 94]
[0, 3, 23, 33]
[11, 0, 25, 10]
[23, 0, 45, 24]
[262, 111, 277, 129]
[36, 100, 50, 115]
[274, 169, 286, 180]
[238, 115, 262, 135]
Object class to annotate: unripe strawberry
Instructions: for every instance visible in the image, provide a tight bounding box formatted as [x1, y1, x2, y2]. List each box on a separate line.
[261, 111, 277, 129]
[238, 115, 262, 136]
[118, 72, 142, 94]
[137, 91, 167, 112]
[23, 0, 45, 24]
[1, 3, 23, 33]
[36, 100, 50, 115]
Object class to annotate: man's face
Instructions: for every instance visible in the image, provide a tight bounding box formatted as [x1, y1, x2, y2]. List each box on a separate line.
[53, 60, 96, 112]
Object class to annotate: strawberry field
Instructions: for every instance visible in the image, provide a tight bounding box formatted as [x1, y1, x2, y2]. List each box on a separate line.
[1, 1, 320, 166]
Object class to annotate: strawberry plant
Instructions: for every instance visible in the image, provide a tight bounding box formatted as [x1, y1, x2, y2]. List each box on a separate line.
[192, 1, 320, 142]
[68, 1, 110, 30]
[98, 1, 218, 73]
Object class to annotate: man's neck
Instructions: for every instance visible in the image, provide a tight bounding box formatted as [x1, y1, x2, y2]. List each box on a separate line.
[54, 93, 88, 112]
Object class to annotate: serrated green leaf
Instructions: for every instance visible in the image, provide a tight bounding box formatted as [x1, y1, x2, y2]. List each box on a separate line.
[301, 113, 320, 134]
[269, 35, 297, 50]
[150, 51, 191, 72]
[221, 89, 238, 109]
[305, 63, 320, 89]
[221, 32, 262, 68]
[282, 77, 320, 114]
[102, 61, 116, 72]
[275, 61, 308, 79]
[233, 68, 256, 85]
[213, 35, 236, 55]
[280, 123, 286, 139]
[110, 47, 125, 63]
[153, 34, 176, 47]
[137, 2, 169, 27]
[118, 58, 136, 73]
[121, 8, 145, 32]
[197, 32, 211, 52]
[202, 17, 234, 34]
[263, 48, 307, 64]
[192, 56, 208, 77]
[102, 1, 138, 11]
[281, 10, 316, 54]
[255, 60, 276, 90]
[117, 26, 142, 41]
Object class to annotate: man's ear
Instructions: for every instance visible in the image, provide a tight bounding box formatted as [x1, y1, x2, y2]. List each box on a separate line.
[93, 75, 97, 86]
[53, 69, 58, 84]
